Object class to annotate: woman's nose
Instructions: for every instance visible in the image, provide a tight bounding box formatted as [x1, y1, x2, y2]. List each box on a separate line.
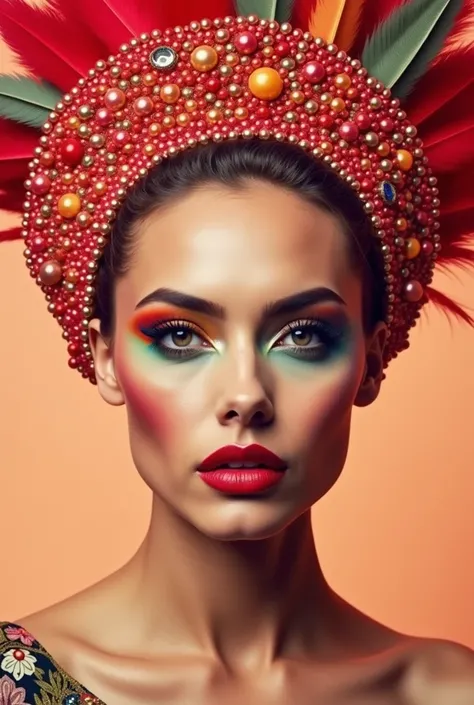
[214, 347, 275, 428]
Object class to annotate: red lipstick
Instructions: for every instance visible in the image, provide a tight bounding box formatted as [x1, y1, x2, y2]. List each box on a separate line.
[197, 444, 287, 495]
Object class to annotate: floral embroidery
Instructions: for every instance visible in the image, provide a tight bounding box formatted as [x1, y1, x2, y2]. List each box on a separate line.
[0, 651, 36, 683]
[0, 674, 32, 705]
[3, 630, 34, 649]
[0, 623, 102, 705]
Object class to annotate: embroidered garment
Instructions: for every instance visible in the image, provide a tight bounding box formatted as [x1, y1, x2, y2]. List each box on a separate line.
[0, 622, 101, 705]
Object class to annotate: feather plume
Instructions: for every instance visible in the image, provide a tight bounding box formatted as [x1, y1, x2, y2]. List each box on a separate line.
[437, 243, 474, 270]
[0, 0, 106, 91]
[361, 0, 458, 88]
[0, 75, 61, 128]
[0, 226, 22, 242]
[440, 208, 474, 238]
[0, 189, 24, 212]
[308, 0, 347, 42]
[426, 286, 474, 324]
[334, 0, 365, 52]
[405, 49, 474, 125]
[391, 0, 464, 98]
[0, 118, 38, 160]
[424, 125, 474, 172]
[234, 0, 277, 18]
[436, 0, 474, 55]
[348, 0, 406, 56]
[275, 0, 296, 22]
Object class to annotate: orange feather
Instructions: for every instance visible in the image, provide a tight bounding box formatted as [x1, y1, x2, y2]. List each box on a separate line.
[334, 0, 366, 52]
[308, 0, 347, 42]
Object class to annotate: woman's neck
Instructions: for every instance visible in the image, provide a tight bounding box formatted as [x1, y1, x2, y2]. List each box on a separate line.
[118, 496, 342, 669]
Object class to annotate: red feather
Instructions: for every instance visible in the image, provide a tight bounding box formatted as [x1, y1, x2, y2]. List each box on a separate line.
[426, 286, 474, 325]
[424, 126, 474, 173]
[0, 119, 38, 160]
[437, 173, 474, 215]
[0, 189, 24, 212]
[440, 208, 474, 238]
[436, 243, 474, 269]
[0, 0, 107, 91]
[0, 226, 22, 242]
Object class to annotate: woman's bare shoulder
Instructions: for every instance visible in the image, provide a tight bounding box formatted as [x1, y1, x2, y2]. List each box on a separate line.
[401, 637, 474, 704]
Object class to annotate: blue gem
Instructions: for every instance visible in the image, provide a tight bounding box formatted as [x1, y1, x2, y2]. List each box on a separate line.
[149, 46, 178, 71]
[380, 181, 396, 204]
[63, 695, 80, 705]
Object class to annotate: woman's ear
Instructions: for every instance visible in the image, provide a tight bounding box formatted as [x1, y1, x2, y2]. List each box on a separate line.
[354, 322, 387, 408]
[88, 319, 125, 406]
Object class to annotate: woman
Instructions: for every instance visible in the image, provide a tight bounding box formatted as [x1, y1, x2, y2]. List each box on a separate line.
[1, 0, 474, 702]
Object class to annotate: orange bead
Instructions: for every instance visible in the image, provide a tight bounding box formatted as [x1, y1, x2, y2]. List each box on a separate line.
[160, 84, 181, 104]
[406, 237, 421, 259]
[248, 68, 283, 100]
[396, 218, 408, 232]
[334, 73, 351, 90]
[396, 149, 414, 171]
[190, 45, 219, 72]
[58, 193, 81, 219]
[377, 142, 390, 157]
[330, 97, 346, 113]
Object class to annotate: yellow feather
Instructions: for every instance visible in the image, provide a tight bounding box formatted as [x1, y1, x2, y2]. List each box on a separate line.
[334, 0, 366, 52]
[308, 0, 347, 43]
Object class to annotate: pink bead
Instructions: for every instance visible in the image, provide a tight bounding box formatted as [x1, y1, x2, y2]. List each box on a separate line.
[96, 108, 113, 126]
[31, 175, 51, 195]
[104, 88, 126, 111]
[422, 240, 434, 256]
[302, 61, 326, 84]
[133, 96, 154, 116]
[234, 31, 258, 55]
[404, 280, 424, 302]
[339, 121, 359, 142]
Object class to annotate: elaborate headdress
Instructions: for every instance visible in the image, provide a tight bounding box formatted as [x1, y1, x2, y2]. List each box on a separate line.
[1, 0, 473, 382]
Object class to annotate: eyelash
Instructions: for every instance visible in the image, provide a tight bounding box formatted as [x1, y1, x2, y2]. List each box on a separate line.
[139, 317, 344, 361]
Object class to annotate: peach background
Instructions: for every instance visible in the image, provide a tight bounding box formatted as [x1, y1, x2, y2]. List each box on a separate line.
[1, 28, 474, 649]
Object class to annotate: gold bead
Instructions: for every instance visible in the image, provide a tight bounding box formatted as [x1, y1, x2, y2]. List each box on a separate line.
[207, 108, 222, 123]
[396, 149, 414, 171]
[248, 67, 283, 100]
[330, 97, 345, 112]
[334, 73, 351, 90]
[291, 90, 305, 104]
[58, 193, 81, 218]
[160, 84, 181, 103]
[190, 45, 219, 72]
[377, 141, 391, 157]
[234, 107, 248, 120]
[177, 113, 190, 126]
[185, 99, 198, 112]
[406, 237, 421, 259]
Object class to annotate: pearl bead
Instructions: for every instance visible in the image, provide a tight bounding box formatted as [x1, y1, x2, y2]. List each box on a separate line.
[104, 88, 126, 111]
[96, 108, 113, 126]
[396, 149, 414, 171]
[58, 193, 81, 218]
[160, 84, 181, 103]
[330, 98, 345, 113]
[302, 61, 326, 84]
[406, 237, 421, 259]
[190, 45, 218, 72]
[339, 121, 359, 142]
[234, 31, 258, 55]
[334, 73, 351, 90]
[133, 96, 154, 115]
[404, 280, 423, 302]
[60, 138, 85, 166]
[31, 175, 52, 195]
[248, 67, 283, 100]
[39, 260, 62, 285]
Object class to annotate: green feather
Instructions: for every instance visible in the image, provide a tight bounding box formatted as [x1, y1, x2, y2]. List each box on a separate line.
[233, 0, 294, 21]
[275, 0, 295, 23]
[234, 0, 277, 19]
[0, 75, 62, 128]
[392, 0, 464, 98]
[361, 0, 461, 89]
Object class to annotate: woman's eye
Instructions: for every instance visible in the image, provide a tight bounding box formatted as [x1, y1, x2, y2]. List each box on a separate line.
[140, 321, 213, 360]
[278, 327, 322, 347]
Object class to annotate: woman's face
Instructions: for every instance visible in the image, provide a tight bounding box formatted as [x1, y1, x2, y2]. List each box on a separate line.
[90, 180, 385, 540]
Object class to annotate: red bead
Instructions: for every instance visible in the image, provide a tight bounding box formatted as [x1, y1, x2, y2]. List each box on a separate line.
[380, 118, 394, 132]
[31, 175, 52, 195]
[235, 31, 258, 55]
[422, 240, 434, 255]
[60, 138, 85, 166]
[206, 77, 221, 92]
[274, 41, 290, 57]
[404, 280, 423, 302]
[339, 121, 359, 142]
[302, 61, 326, 84]
[354, 112, 372, 130]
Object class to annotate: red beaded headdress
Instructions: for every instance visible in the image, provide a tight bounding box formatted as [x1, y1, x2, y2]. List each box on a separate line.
[1, 0, 473, 382]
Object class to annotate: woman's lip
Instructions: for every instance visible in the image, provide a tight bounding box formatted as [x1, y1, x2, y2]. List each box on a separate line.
[197, 443, 287, 472]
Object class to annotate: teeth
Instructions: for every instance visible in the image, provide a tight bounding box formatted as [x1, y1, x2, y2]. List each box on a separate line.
[222, 462, 265, 469]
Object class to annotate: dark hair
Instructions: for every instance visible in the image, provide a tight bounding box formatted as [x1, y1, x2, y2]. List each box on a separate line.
[95, 138, 385, 336]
